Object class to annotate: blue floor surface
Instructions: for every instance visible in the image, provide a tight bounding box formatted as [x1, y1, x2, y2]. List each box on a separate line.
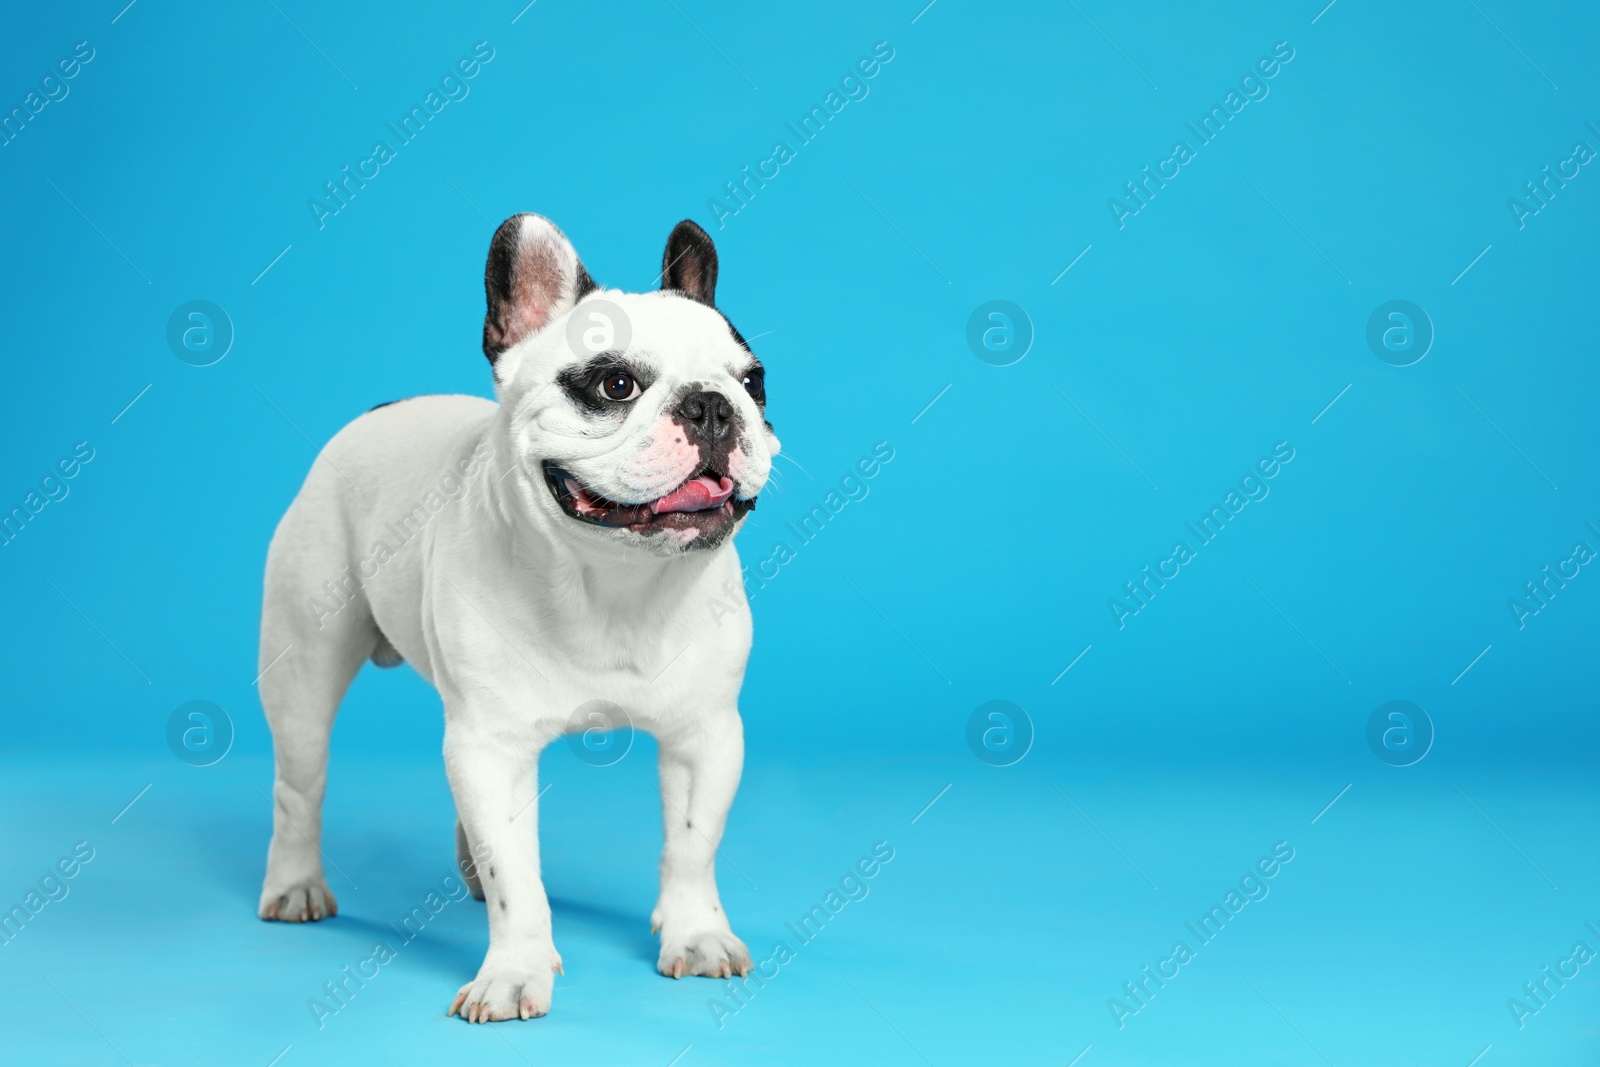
[2, 747, 1595, 1065]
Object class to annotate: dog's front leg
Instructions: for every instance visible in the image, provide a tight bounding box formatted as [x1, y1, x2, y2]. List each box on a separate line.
[653, 709, 752, 978]
[444, 718, 560, 1022]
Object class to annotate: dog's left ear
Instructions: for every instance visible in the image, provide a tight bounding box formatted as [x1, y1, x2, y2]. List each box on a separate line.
[660, 220, 718, 305]
[482, 214, 596, 375]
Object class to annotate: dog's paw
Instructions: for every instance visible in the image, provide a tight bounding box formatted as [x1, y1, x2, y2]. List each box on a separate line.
[258, 878, 338, 922]
[448, 953, 561, 1023]
[657, 927, 752, 979]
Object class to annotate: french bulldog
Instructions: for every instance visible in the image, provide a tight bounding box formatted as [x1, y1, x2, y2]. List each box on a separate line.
[256, 215, 777, 1022]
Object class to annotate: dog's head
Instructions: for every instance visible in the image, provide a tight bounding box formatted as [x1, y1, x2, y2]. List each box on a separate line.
[482, 214, 778, 554]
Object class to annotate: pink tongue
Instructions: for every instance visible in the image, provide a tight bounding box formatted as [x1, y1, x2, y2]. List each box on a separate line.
[650, 475, 734, 515]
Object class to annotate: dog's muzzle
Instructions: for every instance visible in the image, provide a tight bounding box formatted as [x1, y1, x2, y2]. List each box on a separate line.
[541, 460, 754, 543]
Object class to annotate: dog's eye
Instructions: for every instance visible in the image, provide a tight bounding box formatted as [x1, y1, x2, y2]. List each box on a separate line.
[741, 369, 765, 404]
[599, 370, 640, 402]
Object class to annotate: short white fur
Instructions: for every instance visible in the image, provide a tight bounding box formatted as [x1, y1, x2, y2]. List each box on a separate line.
[257, 214, 777, 1022]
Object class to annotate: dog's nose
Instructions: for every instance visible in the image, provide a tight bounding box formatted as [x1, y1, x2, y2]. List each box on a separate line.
[676, 390, 735, 443]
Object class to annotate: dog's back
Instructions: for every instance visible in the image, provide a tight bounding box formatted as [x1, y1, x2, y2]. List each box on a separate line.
[260, 393, 496, 684]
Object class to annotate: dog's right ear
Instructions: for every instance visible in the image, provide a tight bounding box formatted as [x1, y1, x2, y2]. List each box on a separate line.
[482, 214, 596, 378]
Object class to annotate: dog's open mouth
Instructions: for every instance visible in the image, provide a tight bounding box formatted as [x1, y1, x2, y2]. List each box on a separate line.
[542, 461, 754, 536]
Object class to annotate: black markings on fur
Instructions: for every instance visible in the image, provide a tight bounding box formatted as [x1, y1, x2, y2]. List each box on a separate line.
[660, 220, 718, 304]
[482, 215, 524, 366]
[669, 385, 739, 475]
[488, 866, 496, 879]
[482, 214, 592, 371]
[738, 359, 766, 413]
[556, 364, 608, 416]
[664, 232, 750, 359]
[573, 262, 597, 301]
[500, 900, 507, 913]
[717, 313, 768, 416]
[556, 353, 657, 416]
[367, 398, 411, 412]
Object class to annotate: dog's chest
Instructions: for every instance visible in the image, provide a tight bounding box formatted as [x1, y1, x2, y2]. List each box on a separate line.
[550, 597, 740, 707]
[433, 558, 747, 734]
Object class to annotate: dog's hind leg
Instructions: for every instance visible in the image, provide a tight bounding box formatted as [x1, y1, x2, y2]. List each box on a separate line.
[257, 533, 376, 923]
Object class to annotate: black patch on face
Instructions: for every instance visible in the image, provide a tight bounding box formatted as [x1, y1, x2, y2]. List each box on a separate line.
[737, 360, 766, 412]
[722, 314, 751, 352]
[670, 386, 739, 475]
[556, 353, 656, 416]
[711, 311, 767, 417]
[660, 220, 718, 304]
[367, 397, 414, 412]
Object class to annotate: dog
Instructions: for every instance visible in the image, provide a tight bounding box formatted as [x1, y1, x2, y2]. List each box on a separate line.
[256, 214, 777, 1022]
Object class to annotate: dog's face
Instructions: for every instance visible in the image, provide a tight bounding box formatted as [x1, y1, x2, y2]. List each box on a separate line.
[481, 215, 779, 554]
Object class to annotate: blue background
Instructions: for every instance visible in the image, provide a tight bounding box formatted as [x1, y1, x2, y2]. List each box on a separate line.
[2, 0, 1597, 1063]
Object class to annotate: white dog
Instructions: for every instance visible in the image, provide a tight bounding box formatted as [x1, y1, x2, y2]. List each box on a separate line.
[256, 215, 777, 1022]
